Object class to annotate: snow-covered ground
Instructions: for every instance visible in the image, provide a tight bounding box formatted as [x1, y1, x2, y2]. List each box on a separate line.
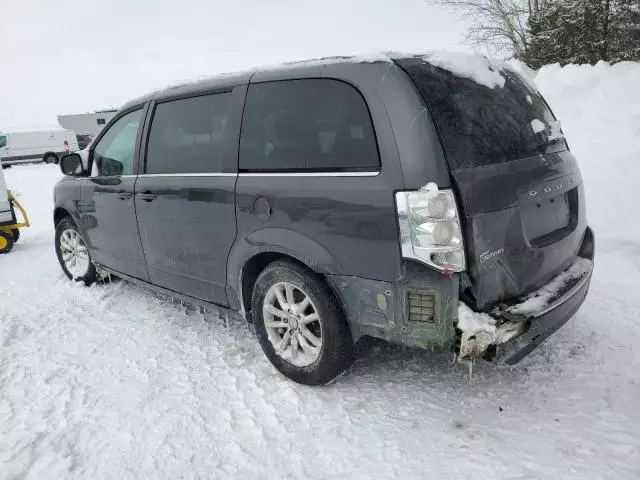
[2, 62, 640, 480]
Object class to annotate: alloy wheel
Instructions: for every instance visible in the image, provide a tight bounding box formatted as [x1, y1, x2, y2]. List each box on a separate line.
[263, 281, 323, 367]
[59, 228, 90, 279]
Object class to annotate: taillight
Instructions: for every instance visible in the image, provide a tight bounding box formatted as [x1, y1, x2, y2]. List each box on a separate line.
[395, 183, 466, 273]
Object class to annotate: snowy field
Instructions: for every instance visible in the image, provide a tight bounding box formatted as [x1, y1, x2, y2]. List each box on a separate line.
[2, 62, 640, 480]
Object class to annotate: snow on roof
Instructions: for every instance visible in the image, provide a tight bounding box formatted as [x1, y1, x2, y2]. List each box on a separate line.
[227, 52, 397, 74]
[506, 58, 539, 91]
[422, 51, 506, 89]
[138, 50, 523, 104]
[143, 53, 400, 102]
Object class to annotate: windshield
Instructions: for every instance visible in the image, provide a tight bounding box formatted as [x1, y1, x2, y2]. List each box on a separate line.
[397, 58, 568, 169]
[0, 136, 6, 149]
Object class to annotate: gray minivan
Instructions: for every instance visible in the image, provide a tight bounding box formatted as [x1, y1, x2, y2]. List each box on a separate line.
[53, 54, 594, 385]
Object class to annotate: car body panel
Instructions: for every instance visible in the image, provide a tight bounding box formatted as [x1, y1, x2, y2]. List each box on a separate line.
[77, 103, 151, 281]
[134, 174, 237, 304]
[451, 150, 587, 309]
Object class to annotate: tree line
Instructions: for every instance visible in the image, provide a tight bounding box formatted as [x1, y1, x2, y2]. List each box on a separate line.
[434, 0, 640, 68]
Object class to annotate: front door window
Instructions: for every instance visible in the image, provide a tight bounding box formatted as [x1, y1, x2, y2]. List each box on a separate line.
[92, 110, 143, 176]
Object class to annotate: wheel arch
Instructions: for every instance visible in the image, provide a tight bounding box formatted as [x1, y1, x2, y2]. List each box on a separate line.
[227, 228, 341, 317]
[53, 205, 88, 242]
[53, 207, 74, 226]
[53, 206, 72, 226]
[238, 252, 316, 319]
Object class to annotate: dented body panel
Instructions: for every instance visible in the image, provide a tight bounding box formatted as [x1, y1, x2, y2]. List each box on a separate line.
[452, 151, 588, 309]
[327, 262, 459, 349]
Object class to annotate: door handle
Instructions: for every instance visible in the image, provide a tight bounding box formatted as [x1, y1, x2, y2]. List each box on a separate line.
[137, 191, 157, 202]
[117, 191, 132, 200]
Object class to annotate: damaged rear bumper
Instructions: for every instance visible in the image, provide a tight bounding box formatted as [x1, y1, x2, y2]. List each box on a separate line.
[460, 228, 595, 365]
[492, 264, 592, 364]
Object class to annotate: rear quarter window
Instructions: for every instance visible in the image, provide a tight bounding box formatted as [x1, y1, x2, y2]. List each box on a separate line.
[239, 79, 380, 172]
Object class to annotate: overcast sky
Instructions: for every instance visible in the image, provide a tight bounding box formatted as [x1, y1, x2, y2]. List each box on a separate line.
[0, 0, 469, 128]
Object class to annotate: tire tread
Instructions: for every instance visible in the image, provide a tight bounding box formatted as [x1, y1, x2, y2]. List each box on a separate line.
[251, 260, 353, 385]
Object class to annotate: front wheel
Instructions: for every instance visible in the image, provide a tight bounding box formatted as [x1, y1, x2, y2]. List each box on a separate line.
[252, 260, 354, 385]
[55, 217, 97, 285]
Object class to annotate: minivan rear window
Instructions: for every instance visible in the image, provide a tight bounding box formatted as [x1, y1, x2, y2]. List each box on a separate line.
[397, 58, 568, 169]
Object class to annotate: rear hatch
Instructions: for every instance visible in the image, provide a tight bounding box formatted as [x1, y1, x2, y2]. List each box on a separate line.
[397, 56, 588, 310]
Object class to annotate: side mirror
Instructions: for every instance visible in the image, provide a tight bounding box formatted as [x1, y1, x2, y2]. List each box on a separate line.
[59, 153, 84, 176]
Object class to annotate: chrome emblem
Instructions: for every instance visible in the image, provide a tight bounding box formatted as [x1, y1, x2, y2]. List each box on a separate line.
[528, 176, 575, 198]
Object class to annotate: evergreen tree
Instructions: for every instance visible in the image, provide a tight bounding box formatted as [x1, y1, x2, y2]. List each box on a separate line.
[523, 0, 640, 68]
[609, 0, 640, 62]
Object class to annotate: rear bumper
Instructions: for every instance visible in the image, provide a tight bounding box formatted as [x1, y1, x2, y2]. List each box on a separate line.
[492, 260, 592, 364]
[489, 227, 595, 364]
[328, 228, 594, 361]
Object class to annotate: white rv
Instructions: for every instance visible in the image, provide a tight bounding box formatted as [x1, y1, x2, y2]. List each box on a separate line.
[0, 128, 79, 167]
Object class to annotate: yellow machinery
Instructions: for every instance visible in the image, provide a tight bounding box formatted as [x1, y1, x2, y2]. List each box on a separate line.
[0, 168, 30, 254]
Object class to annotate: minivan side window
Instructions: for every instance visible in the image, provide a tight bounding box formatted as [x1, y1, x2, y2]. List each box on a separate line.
[92, 109, 143, 176]
[0, 136, 6, 149]
[145, 92, 233, 174]
[239, 79, 379, 172]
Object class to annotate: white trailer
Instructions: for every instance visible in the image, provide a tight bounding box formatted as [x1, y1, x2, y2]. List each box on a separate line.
[58, 109, 118, 136]
[0, 128, 79, 167]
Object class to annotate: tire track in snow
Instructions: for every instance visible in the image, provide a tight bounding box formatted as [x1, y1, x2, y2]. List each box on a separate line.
[2, 164, 640, 479]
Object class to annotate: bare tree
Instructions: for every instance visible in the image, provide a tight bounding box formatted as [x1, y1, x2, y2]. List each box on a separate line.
[432, 0, 532, 58]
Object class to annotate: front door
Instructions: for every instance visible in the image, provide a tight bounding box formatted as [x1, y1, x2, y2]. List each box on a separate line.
[134, 89, 241, 305]
[80, 108, 149, 280]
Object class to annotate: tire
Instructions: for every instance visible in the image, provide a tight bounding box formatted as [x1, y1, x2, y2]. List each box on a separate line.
[43, 153, 58, 164]
[11, 228, 20, 243]
[251, 260, 353, 385]
[54, 217, 97, 285]
[0, 230, 15, 254]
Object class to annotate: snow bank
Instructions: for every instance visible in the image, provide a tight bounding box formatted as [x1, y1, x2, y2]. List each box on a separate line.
[536, 61, 640, 245]
[423, 51, 506, 89]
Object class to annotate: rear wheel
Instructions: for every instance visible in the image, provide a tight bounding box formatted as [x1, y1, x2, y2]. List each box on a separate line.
[11, 228, 20, 243]
[251, 260, 353, 385]
[43, 153, 58, 164]
[0, 230, 14, 254]
[55, 217, 97, 285]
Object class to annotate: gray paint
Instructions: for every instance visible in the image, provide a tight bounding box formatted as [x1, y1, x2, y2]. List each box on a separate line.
[451, 150, 587, 309]
[52, 56, 594, 361]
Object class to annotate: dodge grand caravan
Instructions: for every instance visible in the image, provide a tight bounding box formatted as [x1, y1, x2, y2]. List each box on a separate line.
[53, 53, 594, 385]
